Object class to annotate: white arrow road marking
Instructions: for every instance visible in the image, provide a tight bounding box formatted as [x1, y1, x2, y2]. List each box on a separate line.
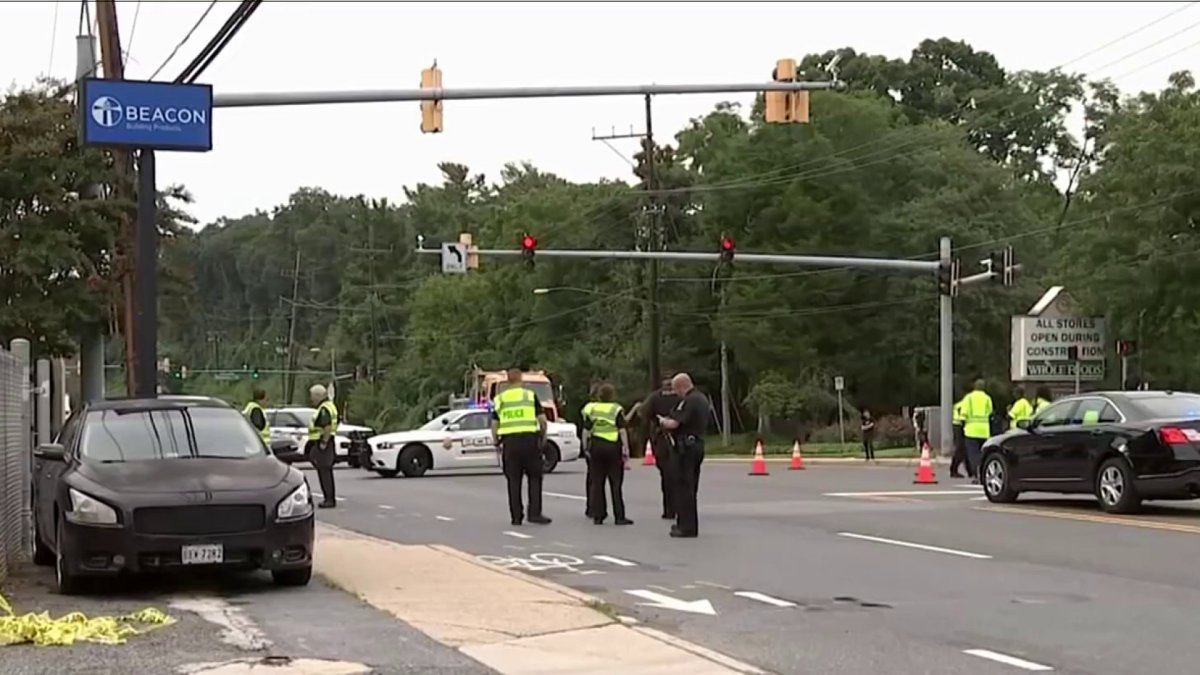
[378, 505, 394, 510]
[734, 591, 796, 608]
[963, 649, 1053, 671]
[593, 554, 636, 567]
[837, 532, 993, 560]
[545, 492, 587, 501]
[435, 515, 454, 521]
[503, 530, 533, 539]
[625, 589, 717, 616]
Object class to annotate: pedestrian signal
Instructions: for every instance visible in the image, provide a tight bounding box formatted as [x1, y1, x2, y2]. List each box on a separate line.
[719, 236, 735, 264]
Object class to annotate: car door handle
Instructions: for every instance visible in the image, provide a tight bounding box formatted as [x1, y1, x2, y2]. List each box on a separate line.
[1089, 429, 1105, 435]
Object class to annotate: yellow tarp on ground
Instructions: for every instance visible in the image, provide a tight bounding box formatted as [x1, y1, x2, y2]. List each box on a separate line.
[0, 591, 174, 646]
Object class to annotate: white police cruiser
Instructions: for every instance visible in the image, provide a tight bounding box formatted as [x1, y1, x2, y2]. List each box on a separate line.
[366, 407, 581, 478]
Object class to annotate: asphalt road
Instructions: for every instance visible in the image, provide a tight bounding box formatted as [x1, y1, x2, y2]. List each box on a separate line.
[306, 458, 1200, 675]
[1, 563, 493, 674]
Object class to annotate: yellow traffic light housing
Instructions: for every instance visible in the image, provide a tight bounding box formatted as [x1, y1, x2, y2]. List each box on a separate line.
[765, 58, 809, 124]
[420, 63, 443, 133]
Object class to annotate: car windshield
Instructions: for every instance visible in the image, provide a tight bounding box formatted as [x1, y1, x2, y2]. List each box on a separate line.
[420, 412, 461, 431]
[1129, 394, 1200, 421]
[493, 381, 554, 404]
[80, 407, 267, 462]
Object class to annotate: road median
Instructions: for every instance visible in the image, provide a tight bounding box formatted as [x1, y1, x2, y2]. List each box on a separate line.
[314, 523, 767, 674]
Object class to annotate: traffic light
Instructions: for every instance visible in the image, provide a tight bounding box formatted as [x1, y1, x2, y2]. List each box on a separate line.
[521, 233, 537, 267]
[719, 235, 735, 264]
[420, 62, 443, 133]
[937, 260, 954, 295]
[1116, 339, 1137, 357]
[251, 368, 260, 380]
[764, 58, 810, 124]
[988, 251, 1004, 284]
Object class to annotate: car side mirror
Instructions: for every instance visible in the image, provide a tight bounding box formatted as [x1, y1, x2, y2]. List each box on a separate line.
[447, 423, 462, 432]
[34, 443, 65, 462]
[1016, 419, 1034, 432]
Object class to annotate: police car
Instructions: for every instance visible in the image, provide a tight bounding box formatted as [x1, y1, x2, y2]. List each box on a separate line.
[266, 407, 375, 468]
[365, 407, 582, 478]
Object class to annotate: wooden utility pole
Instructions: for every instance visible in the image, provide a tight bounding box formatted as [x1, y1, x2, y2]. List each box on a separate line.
[94, 0, 139, 395]
[283, 250, 302, 404]
[643, 94, 662, 390]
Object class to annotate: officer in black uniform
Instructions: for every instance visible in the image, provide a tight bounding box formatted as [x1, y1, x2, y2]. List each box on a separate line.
[658, 373, 709, 538]
[638, 377, 681, 520]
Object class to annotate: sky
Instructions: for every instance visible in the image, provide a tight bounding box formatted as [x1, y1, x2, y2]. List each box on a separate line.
[2, 1, 1197, 227]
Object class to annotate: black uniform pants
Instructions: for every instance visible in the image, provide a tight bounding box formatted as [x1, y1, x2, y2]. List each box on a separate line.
[950, 425, 968, 476]
[671, 439, 704, 536]
[501, 433, 544, 522]
[307, 438, 337, 502]
[588, 439, 626, 521]
[583, 445, 595, 517]
[653, 435, 676, 518]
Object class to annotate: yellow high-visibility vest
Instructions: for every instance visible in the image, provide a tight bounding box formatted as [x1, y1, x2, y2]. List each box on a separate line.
[963, 390, 993, 440]
[1009, 398, 1034, 429]
[308, 400, 339, 440]
[582, 402, 623, 442]
[242, 401, 271, 442]
[492, 387, 540, 437]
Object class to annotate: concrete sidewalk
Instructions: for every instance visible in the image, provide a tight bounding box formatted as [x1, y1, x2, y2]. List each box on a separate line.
[313, 523, 768, 675]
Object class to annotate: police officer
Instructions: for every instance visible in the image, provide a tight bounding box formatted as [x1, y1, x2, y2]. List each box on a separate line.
[1034, 386, 1052, 414]
[657, 373, 709, 538]
[1008, 387, 1036, 429]
[949, 395, 967, 478]
[583, 382, 599, 519]
[961, 378, 994, 484]
[243, 388, 271, 445]
[491, 368, 552, 526]
[306, 384, 339, 509]
[638, 378, 681, 520]
[582, 383, 633, 526]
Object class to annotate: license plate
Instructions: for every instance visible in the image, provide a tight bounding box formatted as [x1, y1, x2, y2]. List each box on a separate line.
[181, 544, 224, 565]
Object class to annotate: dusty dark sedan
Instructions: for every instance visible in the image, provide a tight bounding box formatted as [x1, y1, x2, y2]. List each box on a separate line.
[980, 390, 1200, 514]
[31, 396, 315, 594]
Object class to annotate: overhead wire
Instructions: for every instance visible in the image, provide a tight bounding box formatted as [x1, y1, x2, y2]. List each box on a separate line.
[122, 0, 142, 70]
[148, 0, 218, 80]
[174, 0, 261, 84]
[47, 1, 62, 76]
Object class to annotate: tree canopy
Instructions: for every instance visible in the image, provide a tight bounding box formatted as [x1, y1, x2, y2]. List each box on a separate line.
[3, 39, 1197, 437]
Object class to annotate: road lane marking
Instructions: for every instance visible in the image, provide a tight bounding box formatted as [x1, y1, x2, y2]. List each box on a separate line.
[593, 555, 636, 567]
[648, 584, 675, 593]
[963, 648, 1053, 671]
[378, 505, 394, 510]
[435, 515, 454, 521]
[580, 570, 606, 576]
[976, 505, 1200, 535]
[503, 544, 526, 551]
[695, 580, 733, 590]
[734, 591, 796, 608]
[625, 590, 717, 616]
[546, 492, 587, 501]
[837, 532, 993, 560]
[503, 530, 533, 539]
[825, 489, 981, 497]
[552, 541, 577, 548]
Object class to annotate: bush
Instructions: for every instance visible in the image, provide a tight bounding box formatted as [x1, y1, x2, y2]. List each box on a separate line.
[806, 414, 913, 449]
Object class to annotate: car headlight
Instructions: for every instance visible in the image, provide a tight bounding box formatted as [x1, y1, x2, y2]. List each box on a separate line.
[276, 481, 313, 521]
[66, 488, 119, 526]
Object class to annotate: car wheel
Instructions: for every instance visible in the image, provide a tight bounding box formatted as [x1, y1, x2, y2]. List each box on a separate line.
[1096, 457, 1141, 514]
[398, 445, 432, 478]
[32, 513, 54, 566]
[542, 442, 561, 474]
[272, 566, 312, 587]
[374, 469, 399, 479]
[981, 453, 1018, 504]
[55, 516, 84, 595]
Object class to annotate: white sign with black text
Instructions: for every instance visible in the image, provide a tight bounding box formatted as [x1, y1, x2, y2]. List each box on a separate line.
[1011, 315, 1106, 382]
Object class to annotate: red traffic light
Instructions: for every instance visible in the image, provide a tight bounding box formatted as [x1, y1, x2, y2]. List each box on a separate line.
[720, 236, 735, 251]
[521, 234, 537, 251]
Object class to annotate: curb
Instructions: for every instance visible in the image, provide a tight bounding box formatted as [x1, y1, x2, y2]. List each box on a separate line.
[317, 523, 771, 674]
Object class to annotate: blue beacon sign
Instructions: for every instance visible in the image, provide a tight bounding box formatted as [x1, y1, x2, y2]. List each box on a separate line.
[81, 78, 213, 152]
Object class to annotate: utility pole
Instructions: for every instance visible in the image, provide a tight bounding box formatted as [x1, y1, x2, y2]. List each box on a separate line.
[938, 236, 954, 460]
[283, 250, 302, 404]
[76, 24, 105, 404]
[94, 0, 139, 396]
[368, 219, 380, 384]
[644, 95, 661, 389]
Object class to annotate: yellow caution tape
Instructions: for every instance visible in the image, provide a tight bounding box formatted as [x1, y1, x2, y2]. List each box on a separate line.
[0, 592, 174, 647]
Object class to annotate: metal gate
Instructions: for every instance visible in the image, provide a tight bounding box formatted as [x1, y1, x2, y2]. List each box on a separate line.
[0, 344, 30, 583]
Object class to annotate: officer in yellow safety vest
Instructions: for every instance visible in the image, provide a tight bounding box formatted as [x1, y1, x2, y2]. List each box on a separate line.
[243, 388, 271, 444]
[1034, 386, 1052, 414]
[1008, 387, 1036, 430]
[961, 378, 994, 484]
[582, 383, 633, 526]
[307, 384, 340, 509]
[491, 368, 551, 526]
[950, 398, 968, 478]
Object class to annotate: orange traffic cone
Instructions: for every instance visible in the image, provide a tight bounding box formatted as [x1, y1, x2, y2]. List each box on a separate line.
[788, 440, 805, 471]
[749, 439, 769, 476]
[913, 440, 938, 484]
[643, 440, 656, 466]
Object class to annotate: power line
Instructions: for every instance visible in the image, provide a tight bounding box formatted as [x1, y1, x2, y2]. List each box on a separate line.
[1058, 1, 1198, 69]
[47, 1, 62, 75]
[122, 0, 142, 70]
[149, 0, 218, 80]
[175, 0, 260, 84]
[1111, 34, 1200, 80]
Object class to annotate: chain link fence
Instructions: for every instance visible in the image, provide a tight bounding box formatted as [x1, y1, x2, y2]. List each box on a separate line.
[0, 344, 30, 584]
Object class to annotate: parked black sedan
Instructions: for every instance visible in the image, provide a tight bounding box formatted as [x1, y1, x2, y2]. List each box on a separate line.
[980, 390, 1200, 514]
[31, 396, 315, 594]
